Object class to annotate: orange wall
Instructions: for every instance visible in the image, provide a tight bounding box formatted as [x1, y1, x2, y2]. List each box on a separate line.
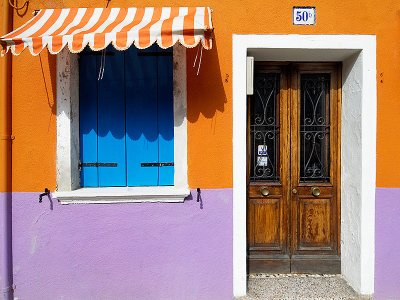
[7, 0, 400, 191]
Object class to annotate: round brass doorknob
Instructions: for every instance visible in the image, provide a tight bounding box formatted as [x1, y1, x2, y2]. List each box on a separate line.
[292, 188, 297, 194]
[312, 187, 321, 197]
[260, 187, 269, 196]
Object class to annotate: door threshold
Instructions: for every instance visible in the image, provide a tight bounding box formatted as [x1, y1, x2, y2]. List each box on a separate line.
[239, 274, 371, 300]
[248, 273, 339, 278]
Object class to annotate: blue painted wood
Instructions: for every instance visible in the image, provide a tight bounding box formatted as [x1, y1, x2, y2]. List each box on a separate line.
[79, 47, 99, 187]
[97, 46, 126, 186]
[125, 45, 159, 186]
[79, 45, 174, 187]
[157, 47, 174, 185]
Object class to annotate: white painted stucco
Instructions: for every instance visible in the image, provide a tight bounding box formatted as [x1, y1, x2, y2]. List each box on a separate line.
[232, 35, 376, 297]
[56, 48, 80, 192]
[54, 44, 189, 202]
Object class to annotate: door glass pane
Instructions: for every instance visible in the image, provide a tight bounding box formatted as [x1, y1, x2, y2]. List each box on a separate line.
[250, 72, 280, 182]
[300, 74, 330, 182]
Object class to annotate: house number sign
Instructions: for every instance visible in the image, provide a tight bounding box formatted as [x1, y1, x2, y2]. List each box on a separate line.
[293, 7, 316, 25]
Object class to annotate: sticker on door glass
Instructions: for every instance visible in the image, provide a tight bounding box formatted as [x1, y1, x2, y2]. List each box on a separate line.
[257, 156, 268, 167]
[258, 145, 268, 156]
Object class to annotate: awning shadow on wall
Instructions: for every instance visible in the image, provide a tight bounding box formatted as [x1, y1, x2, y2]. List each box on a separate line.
[43, 52, 57, 125]
[186, 39, 226, 123]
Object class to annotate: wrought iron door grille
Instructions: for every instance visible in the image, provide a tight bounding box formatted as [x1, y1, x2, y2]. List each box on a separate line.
[250, 72, 280, 181]
[300, 74, 330, 182]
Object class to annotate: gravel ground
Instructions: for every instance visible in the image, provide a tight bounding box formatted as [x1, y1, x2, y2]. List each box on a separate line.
[236, 274, 372, 300]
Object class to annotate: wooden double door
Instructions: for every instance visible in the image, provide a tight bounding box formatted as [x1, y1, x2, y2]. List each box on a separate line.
[247, 63, 341, 274]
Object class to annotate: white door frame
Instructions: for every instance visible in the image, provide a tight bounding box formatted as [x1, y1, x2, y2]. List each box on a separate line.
[232, 35, 376, 297]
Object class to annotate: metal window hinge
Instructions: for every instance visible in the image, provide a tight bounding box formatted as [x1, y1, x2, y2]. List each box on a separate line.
[141, 162, 174, 167]
[79, 162, 118, 168]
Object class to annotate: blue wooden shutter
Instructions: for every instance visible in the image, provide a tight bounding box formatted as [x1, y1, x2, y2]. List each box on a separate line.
[97, 47, 126, 186]
[157, 47, 174, 185]
[79, 49, 99, 187]
[80, 45, 174, 187]
[125, 45, 159, 186]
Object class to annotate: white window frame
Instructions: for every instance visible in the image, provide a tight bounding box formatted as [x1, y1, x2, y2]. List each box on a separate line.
[53, 44, 189, 204]
[233, 35, 376, 297]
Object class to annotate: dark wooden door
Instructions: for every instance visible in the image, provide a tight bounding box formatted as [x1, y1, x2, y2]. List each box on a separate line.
[247, 63, 341, 274]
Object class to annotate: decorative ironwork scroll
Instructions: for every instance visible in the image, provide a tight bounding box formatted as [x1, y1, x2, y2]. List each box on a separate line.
[300, 74, 330, 182]
[250, 72, 280, 181]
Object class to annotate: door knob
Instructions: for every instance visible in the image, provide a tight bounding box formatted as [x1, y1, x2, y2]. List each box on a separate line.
[292, 188, 297, 194]
[311, 187, 321, 197]
[260, 187, 269, 196]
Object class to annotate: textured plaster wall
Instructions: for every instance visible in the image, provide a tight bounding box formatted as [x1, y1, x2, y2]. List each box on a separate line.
[8, 189, 232, 300]
[56, 47, 79, 191]
[340, 52, 363, 291]
[375, 188, 400, 299]
[8, 0, 400, 190]
[3, 0, 400, 298]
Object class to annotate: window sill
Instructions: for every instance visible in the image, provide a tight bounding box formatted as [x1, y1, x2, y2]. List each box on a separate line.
[53, 186, 190, 204]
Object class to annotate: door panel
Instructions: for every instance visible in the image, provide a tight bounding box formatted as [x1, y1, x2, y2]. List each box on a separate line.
[297, 197, 332, 248]
[249, 197, 282, 249]
[247, 65, 290, 273]
[247, 63, 340, 274]
[290, 64, 340, 273]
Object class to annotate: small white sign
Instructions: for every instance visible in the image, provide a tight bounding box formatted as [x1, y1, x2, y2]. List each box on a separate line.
[258, 145, 268, 156]
[257, 156, 268, 167]
[293, 7, 316, 25]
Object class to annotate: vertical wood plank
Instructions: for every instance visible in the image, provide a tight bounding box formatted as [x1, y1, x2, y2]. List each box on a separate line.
[79, 48, 99, 187]
[97, 46, 126, 186]
[336, 64, 342, 256]
[157, 47, 174, 185]
[290, 65, 299, 256]
[125, 45, 159, 186]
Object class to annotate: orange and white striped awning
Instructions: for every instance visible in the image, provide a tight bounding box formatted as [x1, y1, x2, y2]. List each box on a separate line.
[0, 7, 213, 56]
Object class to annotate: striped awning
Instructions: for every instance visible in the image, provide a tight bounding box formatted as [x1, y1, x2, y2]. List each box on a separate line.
[0, 7, 213, 56]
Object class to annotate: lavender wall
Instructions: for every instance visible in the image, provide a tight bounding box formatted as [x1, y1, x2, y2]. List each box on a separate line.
[9, 189, 232, 300]
[2, 188, 399, 298]
[375, 188, 400, 299]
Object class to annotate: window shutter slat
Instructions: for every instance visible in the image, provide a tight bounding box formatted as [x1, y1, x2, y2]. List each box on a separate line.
[79, 49, 99, 187]
[126, 45, 159, 186]
[97, 47, 127, 186]
[157, 47, 174, 185]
